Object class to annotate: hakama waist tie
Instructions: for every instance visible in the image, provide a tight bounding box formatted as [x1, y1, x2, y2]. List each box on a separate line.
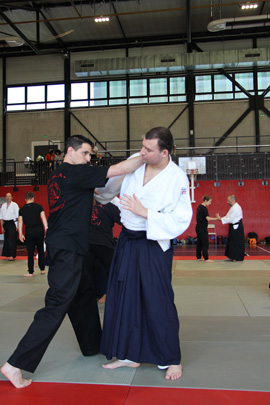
[117, 226, 146, 281]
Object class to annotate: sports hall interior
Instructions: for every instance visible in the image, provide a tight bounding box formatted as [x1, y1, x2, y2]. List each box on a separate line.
[0, 1, 270, 404]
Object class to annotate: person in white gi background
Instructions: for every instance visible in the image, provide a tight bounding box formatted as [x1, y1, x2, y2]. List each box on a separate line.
[0, 193, 19, 261]
[96, 127, 192, 381]
[217, 195, 245, 261]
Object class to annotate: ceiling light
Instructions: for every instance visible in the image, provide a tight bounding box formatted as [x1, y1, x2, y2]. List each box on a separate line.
[240, 2, 258, 10]
[94, 16, 110, 23]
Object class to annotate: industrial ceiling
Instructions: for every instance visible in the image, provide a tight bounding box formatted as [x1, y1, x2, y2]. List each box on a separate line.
[0, 0, 270, 57]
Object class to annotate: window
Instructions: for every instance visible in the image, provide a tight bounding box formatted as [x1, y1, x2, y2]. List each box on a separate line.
[27, 85, 45, 103]
[258, 72, 270, 96]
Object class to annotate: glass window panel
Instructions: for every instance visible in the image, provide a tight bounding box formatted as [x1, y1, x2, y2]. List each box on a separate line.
[71, 82, 88, 100]
[129, 97, 148, 104]
[235, 73, 254, 91]
[130, 79, 147, 97]
[90, 99, 108, 106]
[7, 104, 25, 111]
[91, 82, 107, 99]
[170, 77, 185, 94]
[195, 75, 212, 93]
[110, 81, 126, 98]
[195, 94, 213, 101]
[47, 102, 65, 109]
[149, 96, 168, 103]
[214, 93, 233, 100]
[70, 100, 89, 108]
[47, 84, 65, 101]
[214, 75, 232, 92]
[27, 85, 45, 102]
[26, 103, 45, 110]
[150, 78, 167, 96]
[7, 87, 25, 104]
[109, 98, 127, 105]
[234, 92, 249, 99]
[258, 72, 270, 90]
[169, 95, 186, 102]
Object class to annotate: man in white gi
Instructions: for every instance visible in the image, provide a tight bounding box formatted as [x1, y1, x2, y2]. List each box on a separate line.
[217, 195, 245, 261]
[97, 127, 192, 380]
[0, 193, 19, 261]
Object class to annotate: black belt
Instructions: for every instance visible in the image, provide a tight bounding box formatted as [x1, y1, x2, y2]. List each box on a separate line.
[3, 219, 17, 223]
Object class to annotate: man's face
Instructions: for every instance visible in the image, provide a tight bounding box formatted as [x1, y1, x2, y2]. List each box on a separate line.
[205, 199, 212, 207]
[227, 197, 232, 206]
[140, 137, 166, 165]
[6, 193, 12, 202]
[69, 143, 92, 164]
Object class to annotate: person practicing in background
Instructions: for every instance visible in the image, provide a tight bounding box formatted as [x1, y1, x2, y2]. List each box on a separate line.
[0, 193, 19, 261]
[96, 127, 192, 381]
[196, 195, 218, 263]
[18, 191, 48, 277]
[88, 196, 121, 303]
[217, 195, 245, 262]
[1, 134, 143, 389]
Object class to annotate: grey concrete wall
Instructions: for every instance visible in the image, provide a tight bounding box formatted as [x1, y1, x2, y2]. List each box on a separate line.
[6, 110, 64, 161]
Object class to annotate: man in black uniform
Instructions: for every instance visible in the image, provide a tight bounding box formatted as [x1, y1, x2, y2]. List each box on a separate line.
[195, 195, 218, 263]
[1, 135, 143, 388]
[18, 191, 48, 277]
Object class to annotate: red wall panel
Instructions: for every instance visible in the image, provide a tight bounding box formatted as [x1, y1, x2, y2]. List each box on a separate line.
[1, 179, 269, 241]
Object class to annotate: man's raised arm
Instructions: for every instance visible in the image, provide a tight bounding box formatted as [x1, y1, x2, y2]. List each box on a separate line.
[106, 155, 143, 178]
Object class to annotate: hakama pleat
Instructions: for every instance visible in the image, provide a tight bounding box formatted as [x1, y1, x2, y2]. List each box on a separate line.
[225, 220, 245, 261]
[100, 227, 181, 366]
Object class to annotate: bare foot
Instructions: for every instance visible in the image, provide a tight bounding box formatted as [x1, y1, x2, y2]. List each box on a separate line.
[8, 257, 14, 261]
[40, 271, 46, 275]
[205, 259, 214, 263]
[23, 273, 34, 277]
[98, 295, 106, 303]
[165, 364, 183, 380]
[102, 359, 140, 369]
[224, 258, 233, 262]
[1, 362, 32, 388]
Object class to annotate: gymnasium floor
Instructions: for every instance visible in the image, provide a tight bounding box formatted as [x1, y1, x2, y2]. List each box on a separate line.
[0, 243, 270, 404]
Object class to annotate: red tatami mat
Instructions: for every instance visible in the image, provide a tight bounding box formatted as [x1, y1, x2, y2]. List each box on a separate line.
[0, 382, 270, 405]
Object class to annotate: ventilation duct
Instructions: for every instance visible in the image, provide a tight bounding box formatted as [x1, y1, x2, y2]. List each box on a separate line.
[207, 14, 270, 32]
[74, 49, 270, 77]
[0, 36, 24, 47]
[74, 54, 183, 77]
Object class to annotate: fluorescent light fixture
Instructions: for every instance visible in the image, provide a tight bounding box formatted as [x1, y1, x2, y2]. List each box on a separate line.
[240, 2, 258, 9]
[94, 16, 110, 23]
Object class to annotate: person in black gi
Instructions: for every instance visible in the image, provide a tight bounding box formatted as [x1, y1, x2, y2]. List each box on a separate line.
[196, 195, 218, 263]
[18, 191, 48, 277]
[88, 196, 121, 302]
[1, 134, 143, 388]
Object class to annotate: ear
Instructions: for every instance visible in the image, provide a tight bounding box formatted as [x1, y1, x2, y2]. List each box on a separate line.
[161, 149, 169, 157]
[66, 146, 74, 156]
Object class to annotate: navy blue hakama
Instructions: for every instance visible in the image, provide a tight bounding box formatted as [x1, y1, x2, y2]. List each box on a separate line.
[100, 227, 181, 366]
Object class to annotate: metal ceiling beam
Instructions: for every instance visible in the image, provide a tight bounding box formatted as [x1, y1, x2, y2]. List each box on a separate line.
[30, 0, 66, 47]
[0, 9, 40, 54]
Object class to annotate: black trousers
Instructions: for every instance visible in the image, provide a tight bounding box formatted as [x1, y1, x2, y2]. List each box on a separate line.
[88, 244, 115, 296]
[196, 226, 209, 260]
[2, 221, 17, 258]
[25, 230, 45, 274]
[8, 247, 101, 373]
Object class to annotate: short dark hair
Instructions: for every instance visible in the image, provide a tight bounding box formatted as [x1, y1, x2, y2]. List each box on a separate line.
[25, 191, 35, 200]
[64, 135, 92, 154]
[202, 195, 212, 202]
[144, 127, 174, 154]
